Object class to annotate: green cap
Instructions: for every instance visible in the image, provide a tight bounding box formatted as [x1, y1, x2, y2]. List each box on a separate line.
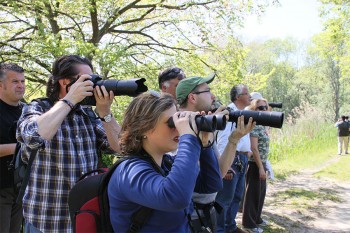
[176, 73, 215, 105]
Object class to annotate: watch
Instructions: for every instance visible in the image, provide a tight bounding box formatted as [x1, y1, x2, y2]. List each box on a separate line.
[100, 113, 113, 123]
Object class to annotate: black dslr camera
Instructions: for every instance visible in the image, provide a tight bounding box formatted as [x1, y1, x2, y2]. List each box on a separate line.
[67, 74, 148, 106]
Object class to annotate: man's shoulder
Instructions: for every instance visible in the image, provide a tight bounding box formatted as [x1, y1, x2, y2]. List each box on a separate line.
[228, 102, 237, 110]
[338, 121, 349, 127]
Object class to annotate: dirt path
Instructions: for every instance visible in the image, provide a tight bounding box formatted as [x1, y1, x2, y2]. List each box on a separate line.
[238, 155, 350, 233]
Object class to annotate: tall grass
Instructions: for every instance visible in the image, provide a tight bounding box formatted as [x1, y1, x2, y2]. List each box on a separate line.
[268, 102, 337, 178]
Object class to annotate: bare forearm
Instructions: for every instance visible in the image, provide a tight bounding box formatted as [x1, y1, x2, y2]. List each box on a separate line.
[103, 118, 121, 154]
[218, 143, 237, 177]
[37, 101, 71, 140]
[252, 148, 264, 169]
[0, 143, 16, 157]
[218, 138, 239, 177]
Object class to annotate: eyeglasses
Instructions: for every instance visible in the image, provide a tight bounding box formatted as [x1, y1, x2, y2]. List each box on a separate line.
[239, 93, 249, 96]
[257, 105, 268, 111]
[192, 90, 211, 95]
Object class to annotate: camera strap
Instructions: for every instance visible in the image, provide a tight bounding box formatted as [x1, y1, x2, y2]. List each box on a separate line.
[188, 115, 215, 149]
[65, 78, 76, 94]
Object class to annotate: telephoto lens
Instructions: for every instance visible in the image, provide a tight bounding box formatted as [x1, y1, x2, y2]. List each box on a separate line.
[268, 102, 283, 108]
[167, 115, 218, 132]
[69, 74, 148, 106]
[228, 109, 284, 128]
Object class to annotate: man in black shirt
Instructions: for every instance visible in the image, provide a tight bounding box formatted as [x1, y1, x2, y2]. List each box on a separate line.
[0, 63, 25, 233]
[335, 115, 350, 155]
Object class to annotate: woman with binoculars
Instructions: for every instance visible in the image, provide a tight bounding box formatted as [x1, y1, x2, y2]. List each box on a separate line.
[108, 92, 223, 232]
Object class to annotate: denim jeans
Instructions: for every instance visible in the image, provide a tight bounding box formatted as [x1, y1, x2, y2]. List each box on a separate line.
[215, 154, 248, 233]
[25, 221, 42, 233]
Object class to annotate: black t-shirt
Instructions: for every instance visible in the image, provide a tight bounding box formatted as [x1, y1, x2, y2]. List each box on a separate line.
[337, 121, 350, 137]
[0, 99, 24, 189]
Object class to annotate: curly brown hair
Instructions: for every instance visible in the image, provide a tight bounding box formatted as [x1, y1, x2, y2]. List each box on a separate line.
[119, 92, 176, 155]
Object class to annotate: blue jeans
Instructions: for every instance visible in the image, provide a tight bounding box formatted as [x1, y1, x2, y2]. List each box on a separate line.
[25, 222, 42, 233]
[215, 154, 248, 233]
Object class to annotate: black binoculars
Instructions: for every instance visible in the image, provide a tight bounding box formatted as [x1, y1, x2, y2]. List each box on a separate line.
[167, 114, 227, 132]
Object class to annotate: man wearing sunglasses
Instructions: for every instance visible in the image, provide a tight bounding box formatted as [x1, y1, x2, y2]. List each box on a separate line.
[215, 84, 252, 233]
[158, 67, 186, 98]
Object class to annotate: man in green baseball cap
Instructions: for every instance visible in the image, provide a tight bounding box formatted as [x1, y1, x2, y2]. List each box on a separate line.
[175, 74, 255, 233]
[176, 73, 216, 112]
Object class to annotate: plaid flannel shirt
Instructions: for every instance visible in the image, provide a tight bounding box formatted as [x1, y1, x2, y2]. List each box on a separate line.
[17, 101, 111, 232]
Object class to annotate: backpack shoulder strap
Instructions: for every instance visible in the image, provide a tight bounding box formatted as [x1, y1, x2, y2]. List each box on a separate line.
[31, 97, 53, 112]
[15, 98, 53, 204]
[15, 145, 38, 204]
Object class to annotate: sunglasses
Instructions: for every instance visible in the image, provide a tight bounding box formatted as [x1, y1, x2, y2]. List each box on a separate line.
[160, 68, 184, 83]
[257, 105, 268, 111]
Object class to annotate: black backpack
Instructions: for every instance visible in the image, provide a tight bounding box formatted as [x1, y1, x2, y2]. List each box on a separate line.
[68, 156, 168, 233]
[9, 98, 98, 204]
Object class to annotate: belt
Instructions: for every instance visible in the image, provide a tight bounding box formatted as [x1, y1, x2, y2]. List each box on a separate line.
[236, 151, 249, 155]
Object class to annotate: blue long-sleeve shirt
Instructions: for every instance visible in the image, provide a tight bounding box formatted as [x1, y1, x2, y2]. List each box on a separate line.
[108, 134, 219, 232]
[194, 145, 223, 194]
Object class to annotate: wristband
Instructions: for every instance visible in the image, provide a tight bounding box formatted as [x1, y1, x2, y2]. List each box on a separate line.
[61, 99, 75, 110]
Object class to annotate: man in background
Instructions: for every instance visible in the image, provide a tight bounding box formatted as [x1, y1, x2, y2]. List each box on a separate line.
[335, 115, 350, 155]
[0, 63, 26, 233]
[216, 84, 252, 233]
[176, 76, 255, 232]
[158, 66, 186, 98]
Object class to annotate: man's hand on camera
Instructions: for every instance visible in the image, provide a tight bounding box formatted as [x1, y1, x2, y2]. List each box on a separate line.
[229, 116, 256, 144]
[64, 75, 94, 105]
[94, 85, 114, 118]
[213, 105, 228, 116]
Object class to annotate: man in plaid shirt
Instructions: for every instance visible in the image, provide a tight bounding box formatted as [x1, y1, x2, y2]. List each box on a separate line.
[17, 55, 121, 232]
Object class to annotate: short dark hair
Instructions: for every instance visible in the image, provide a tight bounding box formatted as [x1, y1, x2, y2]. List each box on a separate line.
[0, 63, 24, 81]
[46, 55, 93, 102]
[158, 67, 185, 89]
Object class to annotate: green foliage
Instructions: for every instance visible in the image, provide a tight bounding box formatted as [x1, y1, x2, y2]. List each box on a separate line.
[0, 0, 275, 103]
[269, 102, 336, 177]
[242, 38, 308, 116]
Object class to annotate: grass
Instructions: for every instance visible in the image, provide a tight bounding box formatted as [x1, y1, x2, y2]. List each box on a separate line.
[273, 187, 342, 204]
[269, 122, 337, 180]
[314, 155, 350, 181]
[255, 104, 348, 232]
